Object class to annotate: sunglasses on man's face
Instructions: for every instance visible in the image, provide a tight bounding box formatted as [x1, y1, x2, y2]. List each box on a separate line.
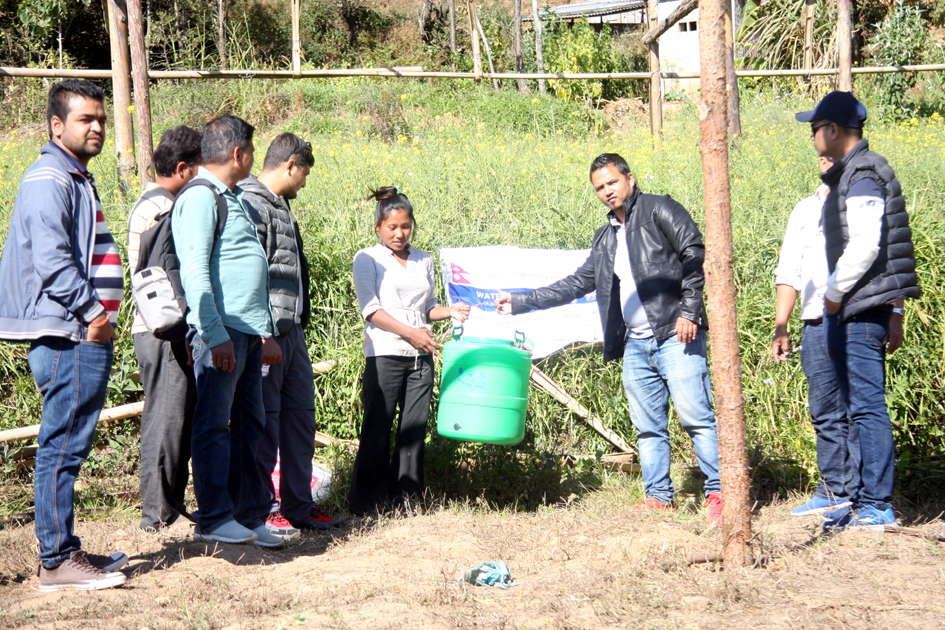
[290, 141, 312, 157]
[810, 122, 832, 138]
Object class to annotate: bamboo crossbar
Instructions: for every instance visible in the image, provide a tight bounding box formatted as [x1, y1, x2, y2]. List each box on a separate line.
[0, 359, 337, 446]
[4, 64, 945, 82]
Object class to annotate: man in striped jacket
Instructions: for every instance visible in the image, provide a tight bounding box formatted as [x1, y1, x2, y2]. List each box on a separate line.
[0, 80, 128, 591]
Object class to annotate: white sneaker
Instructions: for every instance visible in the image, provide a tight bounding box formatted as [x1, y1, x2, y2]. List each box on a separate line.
[194, 519, 258, 544]
[251, 525, 286, 549]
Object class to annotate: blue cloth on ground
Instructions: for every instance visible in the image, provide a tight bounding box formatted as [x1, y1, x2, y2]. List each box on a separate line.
[460, 561, 518, 589]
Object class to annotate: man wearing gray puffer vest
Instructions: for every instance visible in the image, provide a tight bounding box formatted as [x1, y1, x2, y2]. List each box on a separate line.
[240, 134, 344, 536]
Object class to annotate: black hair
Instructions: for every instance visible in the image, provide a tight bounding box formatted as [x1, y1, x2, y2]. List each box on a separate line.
[589, 153, 632, 179]
[153, 126, 202, 178]
[201, 115, 254, 165]
[47, 79, 105, 139]
[262, 133, 315, 171]
[367, 186, 415, 226]
[840, 125, 864, 140]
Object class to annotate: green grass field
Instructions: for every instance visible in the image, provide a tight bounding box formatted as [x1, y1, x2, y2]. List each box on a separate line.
[2, 79, 944, 510]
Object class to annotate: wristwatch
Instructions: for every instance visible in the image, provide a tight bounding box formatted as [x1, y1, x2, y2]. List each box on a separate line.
[892, 307, 905, 317]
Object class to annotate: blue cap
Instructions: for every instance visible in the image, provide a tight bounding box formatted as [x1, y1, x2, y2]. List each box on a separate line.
[795, 91, 867, 128]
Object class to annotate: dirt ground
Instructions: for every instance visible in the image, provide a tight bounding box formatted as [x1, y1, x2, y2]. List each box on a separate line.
[2, 484, 944, 630]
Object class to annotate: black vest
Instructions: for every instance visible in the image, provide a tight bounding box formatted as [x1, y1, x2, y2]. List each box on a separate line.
[820, 139, 921, 320]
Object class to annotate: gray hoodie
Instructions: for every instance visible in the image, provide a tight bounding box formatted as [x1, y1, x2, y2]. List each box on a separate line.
[238, 174, 311, 337]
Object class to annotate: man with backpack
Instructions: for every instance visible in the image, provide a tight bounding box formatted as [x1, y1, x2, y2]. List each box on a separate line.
[0, 80, 127, 590]
[239, 133, 344, 537]
[171, 115, 285, 548]
[127, 125, 202, 533]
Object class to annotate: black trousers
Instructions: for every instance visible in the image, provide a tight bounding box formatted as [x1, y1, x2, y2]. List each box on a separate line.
[133, 332, 196, 530]
[256, 324, 317, 523]
[348, 355, 434, 515]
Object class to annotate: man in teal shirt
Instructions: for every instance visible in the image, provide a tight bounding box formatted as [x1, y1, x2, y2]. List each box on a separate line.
[172, 115, 284, 548]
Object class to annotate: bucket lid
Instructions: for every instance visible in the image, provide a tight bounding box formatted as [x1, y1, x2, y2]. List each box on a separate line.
[458, 336, 515, 347]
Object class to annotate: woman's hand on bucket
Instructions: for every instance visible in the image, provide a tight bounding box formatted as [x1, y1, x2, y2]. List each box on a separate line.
[494, 293, 512, 315]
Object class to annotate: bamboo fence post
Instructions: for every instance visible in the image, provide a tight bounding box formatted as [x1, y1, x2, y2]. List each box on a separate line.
[724, 4, 741, 138]
[802, 0, 816, 74]
[513, 0, 529, 94]
[647, 0, 662, 143]
[126, 0, 153, 186]
[698, 0, 753, 568]
[291, 0, 301, 77]
[532, 0, 548, 94]
[474, 12, 500, 91]
[531, 0, 546, 94]
[448, 0, 457, 54]
[466, 0, 482, 82]
[837, 0, 853, 91]
[106, 0, 136, 193]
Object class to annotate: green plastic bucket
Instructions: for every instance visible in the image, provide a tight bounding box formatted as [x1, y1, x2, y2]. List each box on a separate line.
[437, 331, 531, 446]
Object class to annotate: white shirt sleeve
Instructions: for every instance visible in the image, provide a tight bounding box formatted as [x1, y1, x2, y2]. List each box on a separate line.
[774, 200, 806, 290]
[824, 194, 885, 303]
[353, 251, 382, 319]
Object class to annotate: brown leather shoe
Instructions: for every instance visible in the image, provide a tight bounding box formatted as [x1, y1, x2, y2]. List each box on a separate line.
[38, 550, 127, 592]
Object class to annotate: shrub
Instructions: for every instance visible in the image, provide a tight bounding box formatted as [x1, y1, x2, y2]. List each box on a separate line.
[864, 0, 929, 121]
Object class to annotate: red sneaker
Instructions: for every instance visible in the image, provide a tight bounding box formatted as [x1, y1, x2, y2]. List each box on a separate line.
[703, 492, 722, 522]
[265, 511, 300, 539]
[631, 497, 674, 513]
[294, 507, 346, 530]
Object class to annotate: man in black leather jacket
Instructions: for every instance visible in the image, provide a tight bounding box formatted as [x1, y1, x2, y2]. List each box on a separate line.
[497, 153, 722, 519]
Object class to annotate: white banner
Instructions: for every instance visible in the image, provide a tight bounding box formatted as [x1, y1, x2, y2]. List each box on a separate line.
[439, 246, 603, 359]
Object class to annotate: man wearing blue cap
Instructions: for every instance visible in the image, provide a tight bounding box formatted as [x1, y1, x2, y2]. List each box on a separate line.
[795, 91, 920, 530]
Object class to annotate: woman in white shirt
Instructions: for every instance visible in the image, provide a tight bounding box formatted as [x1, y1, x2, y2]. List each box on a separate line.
[349, 187, 469, 515]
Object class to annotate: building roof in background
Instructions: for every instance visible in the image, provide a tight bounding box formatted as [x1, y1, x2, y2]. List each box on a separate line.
[523, 0, 647, 22]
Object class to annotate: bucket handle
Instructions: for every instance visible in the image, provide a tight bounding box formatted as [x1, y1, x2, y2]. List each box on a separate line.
[451, 323, 464, 340]
[513, 330, 525, 348]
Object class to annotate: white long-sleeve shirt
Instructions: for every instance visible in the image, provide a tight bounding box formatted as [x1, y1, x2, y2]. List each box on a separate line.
[824, 178, 886, 303]
[774, 184, 829, 321]
[353, 244, 439, 358]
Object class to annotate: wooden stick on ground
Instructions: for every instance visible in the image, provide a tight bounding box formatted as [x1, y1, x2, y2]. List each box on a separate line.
[0, 359, 339, 446]
[529, 366, 634, 454]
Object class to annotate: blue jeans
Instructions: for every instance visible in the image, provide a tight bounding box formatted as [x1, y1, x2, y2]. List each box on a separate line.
[824, 310, 894, 510]
[801, 322, 857, 501]
[29, 337, 113, 569]
[190, 327, 270, 533]
[622, 331, 720, 505]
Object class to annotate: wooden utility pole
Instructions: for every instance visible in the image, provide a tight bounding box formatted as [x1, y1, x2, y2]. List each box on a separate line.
[724, 5, 741, 138]
[466, 0, 482, 82]
[291, 0, 301, 76]
[126, 0, 153, 186]
[802, 0, 816, 73]
[647, 0, 662, 142]
[106, 0, 135, 191]
[837, 0, 853, 91]
[531, 0, 546, 94]
[698, 0, 753, 568]
[513, 0, 529, 93]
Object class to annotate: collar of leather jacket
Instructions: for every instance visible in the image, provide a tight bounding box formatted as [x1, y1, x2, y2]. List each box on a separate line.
[608, 184, 642, 226]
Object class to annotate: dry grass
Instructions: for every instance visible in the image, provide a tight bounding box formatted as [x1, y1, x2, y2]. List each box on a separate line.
[1, 476, 944, 629]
